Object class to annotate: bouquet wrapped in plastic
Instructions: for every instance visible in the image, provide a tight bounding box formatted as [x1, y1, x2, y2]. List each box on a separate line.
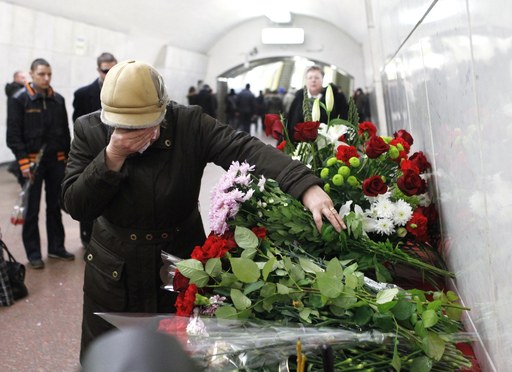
[10, 181, 30, 226]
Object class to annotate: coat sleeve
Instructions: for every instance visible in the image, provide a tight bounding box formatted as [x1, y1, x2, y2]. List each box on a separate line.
[183, 106, 322, 199]
[61, 114, 126, 221]
[6, 95, 28, 161]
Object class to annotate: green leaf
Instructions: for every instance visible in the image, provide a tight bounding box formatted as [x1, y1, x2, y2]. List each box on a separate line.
[299, 307, 313, 323]
[219, 272, 237, 286]
[446, 290, 459, 301]
[375, 260, 393, 283]
[176, 259, 204, 279]
[376, 288, 399, 304]
[422, 309, 439, 328]
[230, 257, 260, 283]
[317, 272, 343, 298]
[260, 283, 276, 298]
[243, 281, 264, 295]
[215, 305, 237, 319]
[332, 294, 358, 309]
[189, 270, 210, 288]
[299, 257, 323, 273]
[414, 320, 427, 338]
[353, 305, 373, 326]
[276, 283, 291, 294]
[326, 258, 343, 278]
[422, 332, 446, 361]
[373, 313, 395, 333]
[241, 247, 257, 260]
[377, 300, 397, 314]
[391, 300, 415, 320]
[231, 288, 251, 310]
[262, 257, 277, 281]
[446, 305, 463, 321]
[205, 258, 222, 278]
[344, 272, 359, 289]
[426, 300, 442, 311]
[391, 341, 401, 371]
[410, 356, 433, 372]
[235, 226, 259, 249]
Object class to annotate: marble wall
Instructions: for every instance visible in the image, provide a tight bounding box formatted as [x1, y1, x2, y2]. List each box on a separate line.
[372, 0, 512, 370]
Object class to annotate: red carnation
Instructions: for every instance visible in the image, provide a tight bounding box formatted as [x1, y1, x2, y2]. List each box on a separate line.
[409, 151, 431, 173]
[362, 176, 388, 197]
[397, 169, 427, 196]
[417, 205, 438, 225]
[175, 284, 198, 316]
[251, 226, 267, 239]
[358, 121, 377, 137]
[336, 145, 359, 165]
[400, 159, 420, 174]
[294, 121, 320, 142]
[406, 210, 428, 241]
[277, 140, 286, 151]
[365, 135, 389, 159]
[264, 114, 283, 140]
[394, 129, 414, 146]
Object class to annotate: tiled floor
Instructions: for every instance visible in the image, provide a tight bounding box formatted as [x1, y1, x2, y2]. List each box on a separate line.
[0, 125, 268, 371]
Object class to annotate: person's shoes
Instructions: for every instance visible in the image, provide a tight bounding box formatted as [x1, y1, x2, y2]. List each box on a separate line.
[48, 250, 75, 261]
[29, 259, 45, 269]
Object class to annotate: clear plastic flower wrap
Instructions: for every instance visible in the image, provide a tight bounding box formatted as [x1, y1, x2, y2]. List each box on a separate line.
[10, 181, 30, 225]
[96, 312, 395, 370]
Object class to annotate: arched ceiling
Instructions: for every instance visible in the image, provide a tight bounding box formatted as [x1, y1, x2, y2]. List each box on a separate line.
[6, 0, 368, 53]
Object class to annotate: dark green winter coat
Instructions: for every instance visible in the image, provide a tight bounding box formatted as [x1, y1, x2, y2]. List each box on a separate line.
[61, 101, 321, 358]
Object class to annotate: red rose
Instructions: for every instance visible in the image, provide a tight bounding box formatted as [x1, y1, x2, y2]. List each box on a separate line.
[264, 114, 283, 140]
[409, 151, 431, 173]
[294, 121, 320, 142]
[251, 226, 267, 239]
[416, 205, 438, 225]
[175, 284, 198, 316]
[362, 175, 388, 197]
[358, 121, 377, 137]
[406, 210, 428, 241]
[173, 270, 190, 292]
[397, 169, 427, 196]
[365, 135, 389, 158]
[336, 145, 359, 165]
[394, 129, 414, 146]
[277, 140, 286, 151]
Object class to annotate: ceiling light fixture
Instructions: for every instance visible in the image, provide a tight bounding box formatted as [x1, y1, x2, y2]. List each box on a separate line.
[261, 28, 304, 45]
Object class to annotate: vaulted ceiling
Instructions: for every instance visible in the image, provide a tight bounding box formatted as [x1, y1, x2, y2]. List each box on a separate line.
[7, 0, 368, 53]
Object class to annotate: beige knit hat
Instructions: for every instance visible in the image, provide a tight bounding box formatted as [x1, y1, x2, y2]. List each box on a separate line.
[100, 60, 169, 128]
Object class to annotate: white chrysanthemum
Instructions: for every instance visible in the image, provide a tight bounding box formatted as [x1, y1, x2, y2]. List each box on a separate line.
[365, 206, 379, 219]
[257, 175, 266, 192]
[374, 218, 395, 235]
[374, 198, 395, 218]
[392, 200, 413, 226]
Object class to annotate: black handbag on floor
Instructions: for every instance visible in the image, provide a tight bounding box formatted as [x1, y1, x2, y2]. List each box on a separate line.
[1, 239, 28, 301]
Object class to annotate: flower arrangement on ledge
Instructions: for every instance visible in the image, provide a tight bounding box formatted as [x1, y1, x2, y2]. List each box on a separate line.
[160, 162, 472, 371]
[156, 92, 477, 370]
[264, 88, 446, 284]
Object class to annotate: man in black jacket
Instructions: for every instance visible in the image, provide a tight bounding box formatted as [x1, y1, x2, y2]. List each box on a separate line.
[72, 52, 117, 248]
[7, 58, 74, 269]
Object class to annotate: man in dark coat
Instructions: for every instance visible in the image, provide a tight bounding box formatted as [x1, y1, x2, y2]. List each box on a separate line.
[287, 66, 348, 142]
[236, 83, 256, 133]
[61, 60, 345, 361]
[7, 58, 74, 269]
[72, 52, 117, 248]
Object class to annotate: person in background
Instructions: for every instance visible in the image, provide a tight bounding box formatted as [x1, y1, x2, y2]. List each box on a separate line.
[186, 86, 198, 105]
[196, 84, 217, 118]
[236, 83, 255, 133]
[5, 70, 29, 184]
[5, 70, 28, 97]
[7, 58, 74, 269]
[353, 87, 371, 122]
[72, 52, 118, 249]
[61, 60, 345, 361]
[225, 88, 238, 129]
[287, 66, 348, 142]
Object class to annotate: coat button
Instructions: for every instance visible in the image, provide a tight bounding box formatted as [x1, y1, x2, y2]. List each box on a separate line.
[87, 253, 93, 261]
[161, 233, 168, 239]
[164, 139, 171, 147]
[130, 234, 137, 240]
[146, 234, 153, 241]
[112, 271, 118, 279]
